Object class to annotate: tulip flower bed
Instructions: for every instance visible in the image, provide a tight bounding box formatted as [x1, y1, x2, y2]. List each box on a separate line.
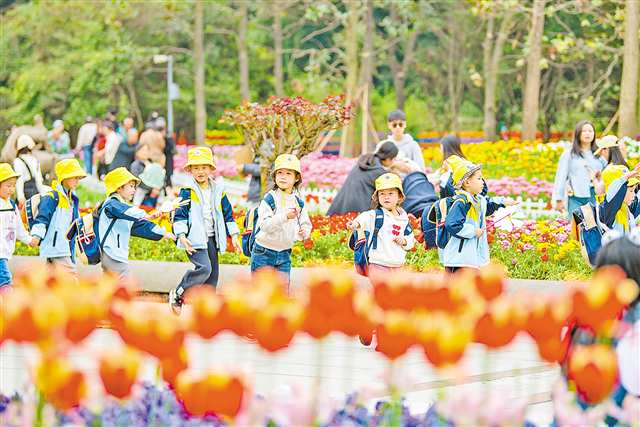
[1, 264, 638, 425]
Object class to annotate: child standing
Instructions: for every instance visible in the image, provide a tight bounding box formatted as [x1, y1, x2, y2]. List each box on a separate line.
[250, 154, 312, 283]
[99, 167, 175, 280]
[169, 147, 240, 314]
[13, 134, 46, 204]
[598, 164, 640, 233]
[347, 173, 415, 275]
[0, 164, 38, 287]
[31, 159, 88, 273]
[442, 160, 516, 273]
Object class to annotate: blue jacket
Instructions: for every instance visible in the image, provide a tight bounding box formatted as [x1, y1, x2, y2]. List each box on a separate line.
[173, 177, 240, 252]
[32, 184, 80, 260]
[99, 195, 166, 263]
[553, 149, 602, 201]
[598, 177, 640, 233]
[442, 192, 505, 268]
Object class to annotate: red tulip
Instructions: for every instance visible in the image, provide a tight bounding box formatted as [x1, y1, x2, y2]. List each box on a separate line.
[568, 344, 618, 404]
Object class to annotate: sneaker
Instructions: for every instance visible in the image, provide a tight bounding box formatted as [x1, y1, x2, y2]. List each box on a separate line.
[168, 287, 183, 315]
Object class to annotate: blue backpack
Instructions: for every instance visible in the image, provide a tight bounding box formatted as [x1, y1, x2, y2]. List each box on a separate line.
[242, 192, 305, 257]
[348, 208, 385, 276]
[422, 195, 466, 250]
[66, 199, 117, 265]
[572, 204, 604, 267]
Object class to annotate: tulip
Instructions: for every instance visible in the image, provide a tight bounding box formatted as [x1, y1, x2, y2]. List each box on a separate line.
[186, 286, 226, 339]
[35, 356, 86, 411]
[175, 371, 245, 418]
[568, 344, 618, 404]
[99, 346, 141, 399]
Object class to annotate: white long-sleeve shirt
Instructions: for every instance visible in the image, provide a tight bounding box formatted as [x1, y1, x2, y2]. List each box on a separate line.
[13, 154, 45, 201]
[0, 198, 32, 259]
[353, 207, 415, 268]
[104, 131, 122, 165]
[254, 189, 312, 252]
[76, 122, 97, 149]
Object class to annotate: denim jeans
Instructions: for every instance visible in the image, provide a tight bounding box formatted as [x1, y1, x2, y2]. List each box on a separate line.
[250, 243, 291, 278]
[177, 236, 219, 296]
[0, 258, 12, 286]
[82, 145, 93, 175]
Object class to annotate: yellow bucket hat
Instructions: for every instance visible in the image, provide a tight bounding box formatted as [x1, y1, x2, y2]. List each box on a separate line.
[104, 167, 140, 195]
[452, 159, 482, 189]
[0, 163, 20, 183]
[602, 165, 639, 190]
[55, 159, 87, 182]
[594, 135, 619, 156]
[273, 154, 301, 175]
[185, 147, 215, 169]
[373, 172, 404, 199]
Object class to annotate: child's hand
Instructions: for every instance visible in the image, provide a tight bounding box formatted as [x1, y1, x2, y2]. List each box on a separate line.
[286, 208, 299, 220]
[298, 229, 305, 239]
[628, 163, 640, 177]
[393, 236, 406, 247]
[475, 228, 484, 237]
[145, 211, 163, 221]
[29, 237, 40, 248]
[165, 232, 177, 242]
[232, 235, 241, 253]
[503, 199, 518, 207]
[180, 236, 195, 255]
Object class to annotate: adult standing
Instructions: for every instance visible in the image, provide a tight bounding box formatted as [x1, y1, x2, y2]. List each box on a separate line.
[109, 117, 138, 171]
[99, 121, 121, 173]
[157, 117, 176, 188]
[552, 120, 603, 215]
[47, 119, 71, 156]
[327, 141, 399, 215]
[12, 135, 45, 203]
[76, 117, 98, 174]
[138, 119, 166, 168]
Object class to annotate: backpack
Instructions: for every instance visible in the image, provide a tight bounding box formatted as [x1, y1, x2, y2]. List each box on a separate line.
[25, 191, 60, 231]
[423, 195, 466, 250]
[66, 199, 117, 265]
[17, 157, 39, 200]
[347, 208, 385, 276]
[572, 204, 605, 267]
[241, 192, 305, 257]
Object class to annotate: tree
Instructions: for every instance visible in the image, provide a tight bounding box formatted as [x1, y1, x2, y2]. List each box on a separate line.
[386, 1, 420, 110]
[521, 0, 546, 141]
[340, 1, 361, 157]
[272, 1, 285, 97]
[618, 0, 639, 137]
[237, 1, 250, 101]
[194, 0, 206, 145]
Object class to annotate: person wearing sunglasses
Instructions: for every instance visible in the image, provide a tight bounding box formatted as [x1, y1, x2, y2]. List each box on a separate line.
[375, 110, 425, 173]
[598, 163, 640, 234]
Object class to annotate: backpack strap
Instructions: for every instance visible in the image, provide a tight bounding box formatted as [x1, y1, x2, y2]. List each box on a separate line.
[580, 205, 597, 230]
[98, 200, 117, 252]
[264, 193, 277, 212]
[295, 195, 305, 210]
[18, 156, 34, 181]
[370, 208, 385, 250]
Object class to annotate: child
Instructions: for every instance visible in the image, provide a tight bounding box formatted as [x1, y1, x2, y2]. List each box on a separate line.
[598, 164, 640, 233]
[377, 110, 425, 172]
[347, 173, 415, 274]
[133, 162, 166, 209]
[168, 147, 240, 314]
[31, 159, 88, 273]
[0, 164, 38, 287]
[99, 167, 175, 280]
[13, 134, 45, 204]
[250, 154, 312, 283]
[442, 160, 516, 272]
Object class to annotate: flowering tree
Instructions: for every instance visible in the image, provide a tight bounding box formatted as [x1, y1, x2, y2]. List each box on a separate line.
[220, 95, 353, 194]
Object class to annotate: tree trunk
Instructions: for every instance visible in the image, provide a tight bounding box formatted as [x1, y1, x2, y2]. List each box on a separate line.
[273, 1, 285, 97]
[194, 0, 206, 145]
[446, 25, 459, 132]
[359, 0, 374, 154]
[237, 1, 250, 102]
[340, 1, 360, 158]
[521, 0, 546, 141]
[619, 0, 639, 138]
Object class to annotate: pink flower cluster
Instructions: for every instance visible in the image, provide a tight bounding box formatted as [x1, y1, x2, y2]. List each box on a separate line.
[300, 152, 356, 188]
[173, 145, 240, 178]
[487, 176, 553, 199]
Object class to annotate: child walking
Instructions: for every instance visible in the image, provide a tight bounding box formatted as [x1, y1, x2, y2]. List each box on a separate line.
[347, 173, 415, 275]
[0, 164, 38, 288]
[99, 167, 175, 280]
[169, 147, 240, 314]
[250, 154, 312, 284]
[442, 160, 516, 273]
[598, 164, 640, 233]
[31, 159, 87, 273]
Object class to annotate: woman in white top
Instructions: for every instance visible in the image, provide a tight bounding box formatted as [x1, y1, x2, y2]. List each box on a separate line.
[12, 134, 45, 204]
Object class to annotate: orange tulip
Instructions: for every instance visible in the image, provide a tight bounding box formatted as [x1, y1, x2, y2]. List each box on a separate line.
[255, 302, 303, 352]
[375, 312, 416, 360]
[161, 346, 189, 387]
[99, 346, 141, 399]
[473, 297, 524, 348]
[35, 356, 86, 411]
[175, 371, 245, 418]
[568, 344, 618, 404]
[474, 264, 506, 301]
[187, 286, 226, 339]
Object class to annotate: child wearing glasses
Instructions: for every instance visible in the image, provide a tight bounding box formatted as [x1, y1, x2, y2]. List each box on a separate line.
[376, 110, 425, 172]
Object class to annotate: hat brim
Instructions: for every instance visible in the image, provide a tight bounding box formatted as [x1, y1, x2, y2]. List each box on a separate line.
[185, 161, 216, 169]
[0, 172, 20, 183]
[60, 171, 88, 181]
[629, 177, 640, 187]
[455, 165, 482, 189]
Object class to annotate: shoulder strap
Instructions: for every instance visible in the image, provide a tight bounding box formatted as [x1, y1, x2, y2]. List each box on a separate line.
[264, 193, 276, 212]
[438, 198, 450, 220]
[98, 201, 118, 252]
[295, 195, 305, 209]
[18, 157, 34, 181]
[370, 208, 385, 250]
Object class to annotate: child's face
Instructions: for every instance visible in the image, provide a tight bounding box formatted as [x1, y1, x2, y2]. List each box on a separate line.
[388, 120, 406, 138]
[275, 169, 297, 192]
[189, 164, 214, 183]
[625, 185, 637, 205]
[463, 170, 484, 195]
[117, 181, 137, 202]
[62, 178, 80, 191]
[378, 188, 401, 210]
[0, 178, 16, 199]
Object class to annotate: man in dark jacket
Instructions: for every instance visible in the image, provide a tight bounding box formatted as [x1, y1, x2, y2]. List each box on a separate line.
[327, 141, 399, 215]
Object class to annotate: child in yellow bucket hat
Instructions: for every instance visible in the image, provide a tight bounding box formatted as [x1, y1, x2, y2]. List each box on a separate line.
[0, 164, 38, 288]
[168, 147, 241, 314]
[441, 160, 517, 273]
[597, 163, 640, 233]
[247, 153, 312, 289]
[347, 172, 415, 275]
[98, 167, 176, 280]
[31, 159, 88, 273]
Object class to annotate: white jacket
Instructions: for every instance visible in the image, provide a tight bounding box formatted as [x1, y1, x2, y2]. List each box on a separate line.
[0, 198, 32, 259]
[353, 207, 415, 267]
[13, 154, 46, 201]
[254, 189, 312, 252]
